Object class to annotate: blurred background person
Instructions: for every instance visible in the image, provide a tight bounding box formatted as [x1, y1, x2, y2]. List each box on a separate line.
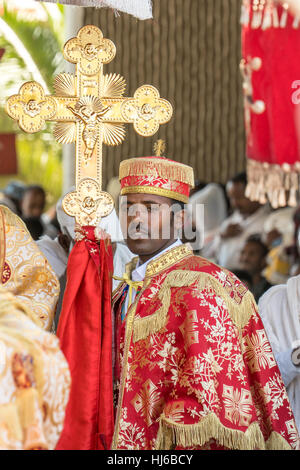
[21, 184, 46, 220]
[239, 234, 273, 302]
[22, 216, 44, 241]
[106, 176, 121, 215]
[232, 269, 253, 291]
[20, 185, 58, 240]
[209, 172, 271, 270]
[0, 181, 26, 216]
[188, 182, 228, 256]
[263, 206, 296, 285]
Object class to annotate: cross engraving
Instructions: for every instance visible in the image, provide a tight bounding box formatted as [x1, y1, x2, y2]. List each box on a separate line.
[6, 25, 173, 226]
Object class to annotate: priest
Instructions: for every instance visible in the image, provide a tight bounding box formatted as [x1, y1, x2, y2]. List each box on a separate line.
[0, 204, 60, 331]
[111, 154, 299, 450]
[0, 289, 70, 450]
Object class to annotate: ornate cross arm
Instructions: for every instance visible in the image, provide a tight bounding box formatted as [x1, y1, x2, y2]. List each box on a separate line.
[6, 25, 173, 226]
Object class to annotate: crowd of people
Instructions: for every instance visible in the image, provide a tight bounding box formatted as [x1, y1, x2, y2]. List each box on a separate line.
[0, 181, 59, 241]
[2, 172, 300, 325]
[4, 171, 299, 308]
[190, 171, 300, 303]
[1, 169, 300, 449]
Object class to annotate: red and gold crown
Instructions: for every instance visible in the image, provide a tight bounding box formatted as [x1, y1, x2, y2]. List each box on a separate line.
[119, 155, 194, 203]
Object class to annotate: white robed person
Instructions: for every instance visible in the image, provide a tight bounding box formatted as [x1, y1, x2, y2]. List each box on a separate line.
[259, 268, 300, 432]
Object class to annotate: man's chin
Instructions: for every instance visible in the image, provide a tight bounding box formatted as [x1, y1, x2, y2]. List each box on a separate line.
[126, 237, 153, 255]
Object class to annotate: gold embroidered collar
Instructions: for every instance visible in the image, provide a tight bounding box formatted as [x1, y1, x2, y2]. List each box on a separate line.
[145, 244, 193, 278]
[124, 244, 193, 283]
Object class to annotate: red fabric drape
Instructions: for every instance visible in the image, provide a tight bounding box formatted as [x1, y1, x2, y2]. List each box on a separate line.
[242, 11, 300, 167]
[242, 3, 300, 207]
[56, 227, 114, 450]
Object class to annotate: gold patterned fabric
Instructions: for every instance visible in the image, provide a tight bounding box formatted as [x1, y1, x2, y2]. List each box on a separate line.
[0, 206, 60, 331]
[119, 156, 195, 203]
[112, 245, 299, 450]
[0, 289, 70, 450]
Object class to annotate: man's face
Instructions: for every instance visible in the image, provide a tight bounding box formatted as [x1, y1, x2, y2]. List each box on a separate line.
[226, 182, 261, 216]
[119, 193, 183, 260]
[239, 241, 266, 275]
[21, 190, 45, 218]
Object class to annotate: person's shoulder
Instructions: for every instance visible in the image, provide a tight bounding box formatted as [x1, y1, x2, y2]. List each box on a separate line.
[0, 204, 28, 232]
[170, 254, 254, 329]
[258, 279, 289, 311]
[175, 253, 250, 298]
[176, 253, 236, 276]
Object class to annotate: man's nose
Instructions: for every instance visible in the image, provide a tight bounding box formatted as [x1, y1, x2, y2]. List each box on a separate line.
[130, 205, 148, 222]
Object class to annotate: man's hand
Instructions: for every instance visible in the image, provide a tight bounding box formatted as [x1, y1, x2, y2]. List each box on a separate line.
[220, 223, 243, 239]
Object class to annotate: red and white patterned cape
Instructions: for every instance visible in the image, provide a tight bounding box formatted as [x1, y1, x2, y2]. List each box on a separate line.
[112, 244, 299, 450]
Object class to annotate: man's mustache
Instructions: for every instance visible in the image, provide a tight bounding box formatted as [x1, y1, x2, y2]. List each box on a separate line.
[127, 223, 149, 238]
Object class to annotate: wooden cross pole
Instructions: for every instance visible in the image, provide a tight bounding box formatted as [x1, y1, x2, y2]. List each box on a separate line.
[6, 25, 173, 226]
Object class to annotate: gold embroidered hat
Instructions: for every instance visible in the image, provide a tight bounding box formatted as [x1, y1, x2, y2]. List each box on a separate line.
[119, 156, 195, 203]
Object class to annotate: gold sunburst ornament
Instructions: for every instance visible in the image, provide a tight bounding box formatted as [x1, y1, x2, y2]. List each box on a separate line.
[6, 25, 173, 226]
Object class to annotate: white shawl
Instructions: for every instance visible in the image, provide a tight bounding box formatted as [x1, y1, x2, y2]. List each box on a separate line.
[35, 0, 153, 20]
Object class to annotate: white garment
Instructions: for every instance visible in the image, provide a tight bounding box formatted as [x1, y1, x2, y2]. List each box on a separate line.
[41, 198, 134, 288]
[112, 242, 134, 291]
[37, 236, 68, 279]
[56, 196, 124, 244]
[259, 275, 300, 431]
[188, 183, 227, 253]
[36, 0, 153, 19]
[211, 205, 271, 270]
[263, 207, 295, 246]
[55, 193, 133, 284]
[123, 239, 182, 312]
[38, 235, 132, 290]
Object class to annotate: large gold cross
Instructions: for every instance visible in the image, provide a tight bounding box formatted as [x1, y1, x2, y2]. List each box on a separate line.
[6, 25, 173, 226]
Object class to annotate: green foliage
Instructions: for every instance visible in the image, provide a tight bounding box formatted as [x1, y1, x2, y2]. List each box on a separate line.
[17, 131, 63, 207]
[2, 2, 65, 90]
[0, 2, 65, 207]
[0, 129, 62, 209]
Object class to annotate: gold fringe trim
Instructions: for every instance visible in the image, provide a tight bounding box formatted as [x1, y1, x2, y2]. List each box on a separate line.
[246, 159, 300, 209]
[133, 270, 255, 343]
[121, 185, 189, 203]
[119, 157, 195, 188]
[155, 413, 291, 450]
